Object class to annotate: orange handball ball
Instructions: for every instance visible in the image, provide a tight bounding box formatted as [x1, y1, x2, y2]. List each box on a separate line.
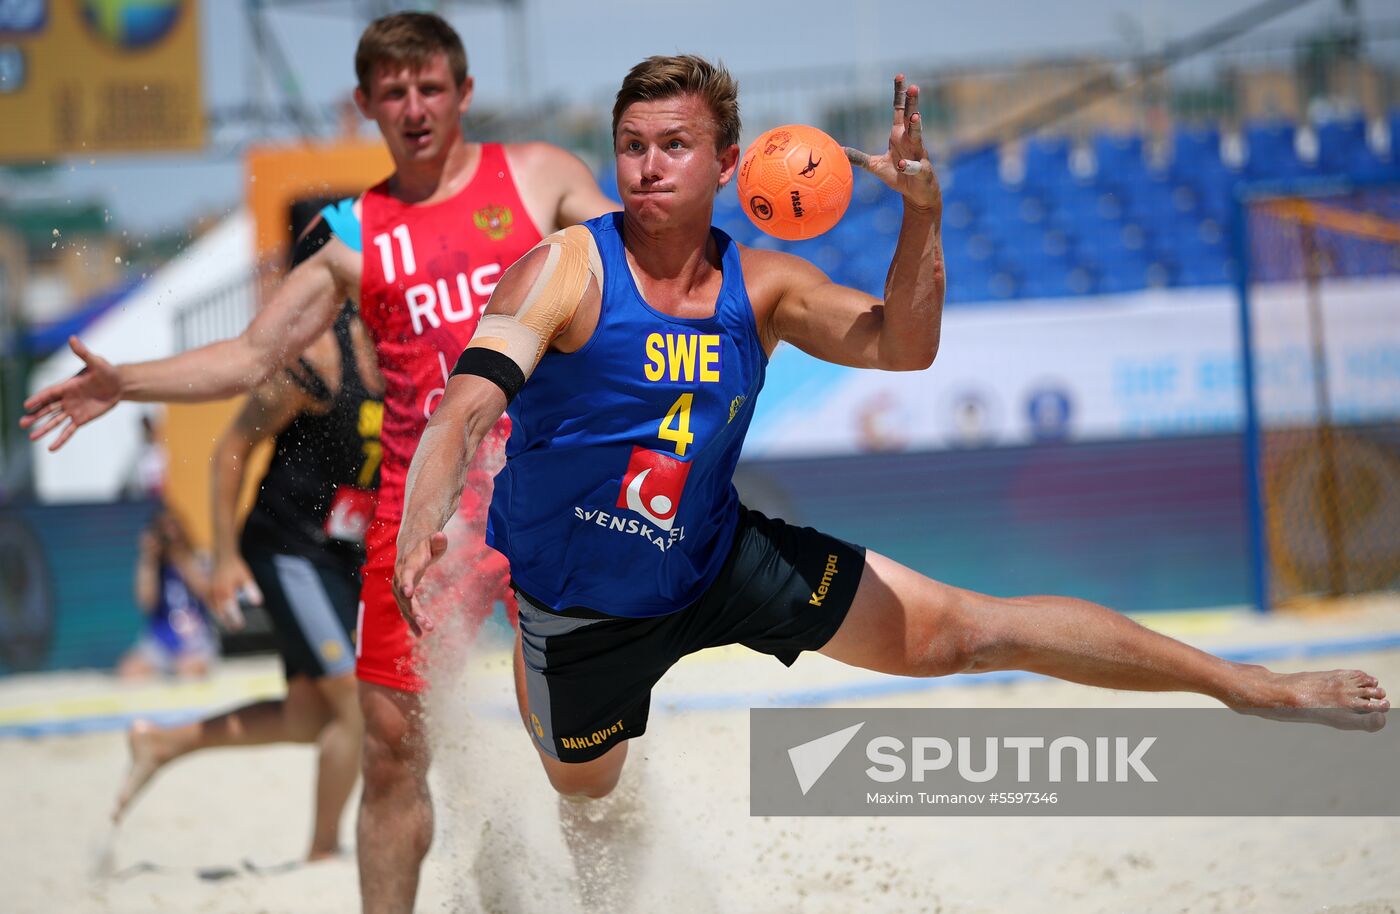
[737, 124, 853, 241]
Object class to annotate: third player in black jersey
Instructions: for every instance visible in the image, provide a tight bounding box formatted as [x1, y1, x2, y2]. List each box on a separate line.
[112, 218, 385, 862]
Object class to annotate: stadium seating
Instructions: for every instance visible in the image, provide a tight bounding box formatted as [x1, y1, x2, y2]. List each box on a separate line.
[642, 110, 1400, 303]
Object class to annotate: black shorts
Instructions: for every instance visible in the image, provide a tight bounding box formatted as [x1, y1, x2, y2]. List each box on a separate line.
[244, 544, 360, 680]
[517, 506, 866, 763]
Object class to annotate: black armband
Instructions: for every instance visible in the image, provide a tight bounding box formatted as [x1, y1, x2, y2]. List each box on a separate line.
[452, 347, 526, 404]
[291, 217, 335, 269]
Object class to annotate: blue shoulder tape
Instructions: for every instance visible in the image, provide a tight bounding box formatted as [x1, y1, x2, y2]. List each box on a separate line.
[320, 198, 362, 253]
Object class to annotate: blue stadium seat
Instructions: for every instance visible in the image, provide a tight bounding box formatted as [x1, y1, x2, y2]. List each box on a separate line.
[722, 186, 744, 218]
[1041, 177, 1098, 203]
[852, 174, 888, 206]
[1317, 118, 1367, 172]
[596, 169, 621, 202]
[1144, 209, 1211, 262]
[1166, 181, 1205, 219]
[997, 225, 1064, 270]
[963, 179, 1022, 215]
[944, 198, 976, 230]
[1188, 169, 1236, 223]
[947, 268, 1001, 303]
[841, 243, 895, 294]
[833, 203, 882, 237]
[802, 242, 846, 276]
[1171, 124, 1224, 178]
[1095, 188, 1126, 220]
[1023, 136, 1074, 187]
[1094, 133, 1148, 183]
[1388, 108, 1400, 170]
[1119, 174, 1178, 225]
[772, 115, 1400, 305]
[1244, 120, 1294, 162]
[1119, 221, 1151, 254]
[719, 211, 763, 244]
[1244, 120, 1324, 180]
[947, 147, 1000, 191]
[942, 229, 992, 265]
[1019, 260, 1095, 299]
[1175, 255, 1234, 288]
[1318, 117, 1396, 181]
[1091, 255, 1152, 294]
[976, 203, 1032, 236]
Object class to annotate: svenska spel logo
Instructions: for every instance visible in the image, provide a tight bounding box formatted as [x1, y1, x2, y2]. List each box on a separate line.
[616, 446, 690, 531]
[81, 0, 184, 51]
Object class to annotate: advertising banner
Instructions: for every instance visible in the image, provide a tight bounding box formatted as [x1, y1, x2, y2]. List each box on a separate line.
[0, 0, 203, 160]
[743, 280, 1400, 459]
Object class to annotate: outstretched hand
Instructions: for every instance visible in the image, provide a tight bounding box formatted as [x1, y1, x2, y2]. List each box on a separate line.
[844, 75, 941, 214]
[393, 531, 449, 637]
[20, 336, 122, 451]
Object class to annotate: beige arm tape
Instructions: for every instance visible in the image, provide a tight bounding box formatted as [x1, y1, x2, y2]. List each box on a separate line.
[465, 224, 601, 377]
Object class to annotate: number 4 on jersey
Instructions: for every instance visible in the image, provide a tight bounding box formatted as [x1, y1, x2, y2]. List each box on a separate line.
[658, 393, 694, 457]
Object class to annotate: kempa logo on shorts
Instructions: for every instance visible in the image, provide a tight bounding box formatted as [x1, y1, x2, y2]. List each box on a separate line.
[809, 553, 839, 606]
[561, 719, 625, 752]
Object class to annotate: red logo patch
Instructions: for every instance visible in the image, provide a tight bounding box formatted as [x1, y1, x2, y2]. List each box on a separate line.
[617, 446, 690, 531]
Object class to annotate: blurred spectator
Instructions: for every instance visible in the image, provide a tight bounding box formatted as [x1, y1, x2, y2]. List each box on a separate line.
[117, 506, 217, 680]
[857, 390, 910, 453]
[125, 413, 168, 499]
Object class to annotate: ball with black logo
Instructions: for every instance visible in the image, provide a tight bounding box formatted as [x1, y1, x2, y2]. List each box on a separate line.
[737, 124, 853, 241]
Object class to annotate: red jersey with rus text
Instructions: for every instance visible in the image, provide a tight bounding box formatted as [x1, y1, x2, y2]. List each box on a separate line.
[357, 143, 543, 520]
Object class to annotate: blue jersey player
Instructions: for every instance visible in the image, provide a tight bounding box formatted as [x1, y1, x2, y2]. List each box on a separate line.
[394, 54, 1388, 859]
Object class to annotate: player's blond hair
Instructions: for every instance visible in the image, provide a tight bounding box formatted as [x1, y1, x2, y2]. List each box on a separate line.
[612, 55, 741, 150]
[355, 12, 468, 94]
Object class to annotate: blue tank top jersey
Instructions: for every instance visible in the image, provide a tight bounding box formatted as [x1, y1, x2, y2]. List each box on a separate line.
[486, 212, 767, 618]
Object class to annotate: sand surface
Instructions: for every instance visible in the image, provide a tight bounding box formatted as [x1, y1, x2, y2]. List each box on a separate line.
[2, 598, 1399, 914]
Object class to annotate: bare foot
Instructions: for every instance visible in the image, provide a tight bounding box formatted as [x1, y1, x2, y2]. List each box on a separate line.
[113, 720, 170, 822]
[306, 846, 343, 864]
[1234, 667, 1389, 731]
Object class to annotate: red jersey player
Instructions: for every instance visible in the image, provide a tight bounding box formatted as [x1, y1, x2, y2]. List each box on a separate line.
[23, 13, 615, 913]
[350, 140, 541, 694]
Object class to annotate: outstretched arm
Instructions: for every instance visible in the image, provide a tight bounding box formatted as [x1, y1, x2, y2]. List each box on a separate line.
[393, 375, 507, 636]
[21, 236, 353, 450]
[766, 75, 944, 371]
[394, 226, 600, 634]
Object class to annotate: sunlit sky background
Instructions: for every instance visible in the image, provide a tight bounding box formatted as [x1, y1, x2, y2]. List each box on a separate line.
[12, 0, 1395, 235]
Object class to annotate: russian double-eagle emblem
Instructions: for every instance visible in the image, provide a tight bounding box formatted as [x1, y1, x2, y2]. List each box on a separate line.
[473, 205, 514, 241]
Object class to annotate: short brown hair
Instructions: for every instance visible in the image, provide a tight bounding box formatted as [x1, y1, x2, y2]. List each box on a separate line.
[612, 55, 740, 150]
[355, 12, 468, 94]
